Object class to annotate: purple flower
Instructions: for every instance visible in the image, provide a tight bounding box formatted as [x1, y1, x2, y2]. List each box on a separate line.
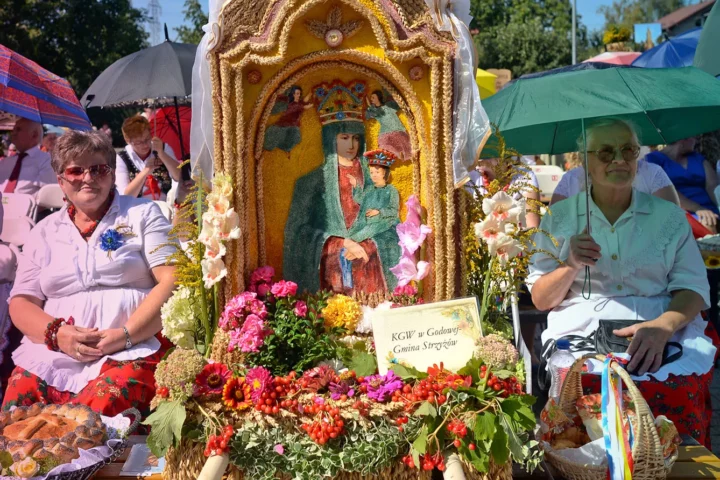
[329, 380, 356, 400]
[363, 371, 404, 403]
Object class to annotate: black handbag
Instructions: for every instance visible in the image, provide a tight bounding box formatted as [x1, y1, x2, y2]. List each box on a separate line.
[538, 319, 683, 391]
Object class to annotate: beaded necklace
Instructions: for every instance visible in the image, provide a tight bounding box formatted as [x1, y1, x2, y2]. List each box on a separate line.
[67, 191, 115, 240]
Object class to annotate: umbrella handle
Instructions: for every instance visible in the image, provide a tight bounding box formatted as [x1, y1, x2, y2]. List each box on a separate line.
[582, 118, 592, 300]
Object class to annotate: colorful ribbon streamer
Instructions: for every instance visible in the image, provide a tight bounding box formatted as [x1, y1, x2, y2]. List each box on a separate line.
[601, 356, 634, 480]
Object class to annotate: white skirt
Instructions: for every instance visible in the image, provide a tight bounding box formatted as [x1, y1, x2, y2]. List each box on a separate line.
[542, 295, 716, 382]
[12, 287, 160, 394]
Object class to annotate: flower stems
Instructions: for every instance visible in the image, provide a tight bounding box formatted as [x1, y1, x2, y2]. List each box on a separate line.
[195, 175, 213, 357]
[479, 257, 494, 329]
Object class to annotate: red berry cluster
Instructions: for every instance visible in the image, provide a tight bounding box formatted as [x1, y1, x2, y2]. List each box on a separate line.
[156, 386, 169, 398]
[351, 400, 370, 417]
[299, 405, 345, 444]
[447, 419, 467, 438]
[394, 415, 408, 432]
[480, 365, 523, 398]
[417, 453, 445, 471]
[392, 381, 448, 410]
[204, 425, 234, 457]
[254, 372, 299, 415]
[402, 453, 444, 470]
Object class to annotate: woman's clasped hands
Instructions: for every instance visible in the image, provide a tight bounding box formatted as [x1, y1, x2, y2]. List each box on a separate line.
[56, 325, 104, 362]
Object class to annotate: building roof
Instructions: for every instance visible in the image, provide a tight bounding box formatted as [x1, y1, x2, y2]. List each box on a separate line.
[659, 0, 716, 29]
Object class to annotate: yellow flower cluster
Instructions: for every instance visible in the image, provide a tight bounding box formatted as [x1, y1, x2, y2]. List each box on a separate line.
[322, 295, 362, 332]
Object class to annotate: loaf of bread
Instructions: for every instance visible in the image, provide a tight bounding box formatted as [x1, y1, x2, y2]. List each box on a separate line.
[0, 403, 107, 466]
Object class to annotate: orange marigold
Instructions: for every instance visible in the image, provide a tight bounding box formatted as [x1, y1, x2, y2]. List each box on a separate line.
[222, 376, 253, 410]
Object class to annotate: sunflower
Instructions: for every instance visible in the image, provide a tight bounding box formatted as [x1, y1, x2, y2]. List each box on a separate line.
[222, 377, 253, 410]
[705, 256, 720, 269]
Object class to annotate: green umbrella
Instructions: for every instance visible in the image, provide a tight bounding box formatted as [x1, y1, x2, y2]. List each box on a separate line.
[482, 65, 720, 157]
[482, 64, 720, 299]
[695, 1, 720, 77]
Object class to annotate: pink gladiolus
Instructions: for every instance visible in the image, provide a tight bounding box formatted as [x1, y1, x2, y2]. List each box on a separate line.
[397, 222, 432, 256]
[405, 195, 422, 227]
[389, 257, 430, 287]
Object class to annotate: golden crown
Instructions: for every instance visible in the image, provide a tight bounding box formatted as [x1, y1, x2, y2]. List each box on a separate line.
[313, 80, 366, 125]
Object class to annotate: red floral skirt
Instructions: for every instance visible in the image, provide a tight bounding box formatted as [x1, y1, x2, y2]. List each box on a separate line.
[582, 322, 719, 449]
[1, 339, 170, 420]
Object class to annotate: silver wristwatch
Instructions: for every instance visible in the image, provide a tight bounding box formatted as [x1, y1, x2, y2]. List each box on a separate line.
[123, 327, 133, 350]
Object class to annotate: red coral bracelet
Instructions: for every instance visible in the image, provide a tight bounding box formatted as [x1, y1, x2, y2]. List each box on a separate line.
[44, 316, 75, 351]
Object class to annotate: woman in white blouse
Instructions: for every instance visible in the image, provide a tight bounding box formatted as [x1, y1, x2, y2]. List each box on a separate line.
[2, 130, 177, 417]
[550, 152, 680, 206]
[529, 119, 716, 446]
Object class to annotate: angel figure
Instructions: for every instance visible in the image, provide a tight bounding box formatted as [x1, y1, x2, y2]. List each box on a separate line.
[263, 85, 314, 153]
[365, 89, 412, 161]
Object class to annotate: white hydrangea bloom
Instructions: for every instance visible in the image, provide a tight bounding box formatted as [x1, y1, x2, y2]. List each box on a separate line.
[161, 286, 199, 349]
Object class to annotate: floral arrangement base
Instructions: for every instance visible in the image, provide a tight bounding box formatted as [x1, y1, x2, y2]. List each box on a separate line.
[163, 440, 510, 480]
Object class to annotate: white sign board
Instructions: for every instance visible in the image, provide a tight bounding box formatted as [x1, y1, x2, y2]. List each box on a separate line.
[371, 297, 482, 374]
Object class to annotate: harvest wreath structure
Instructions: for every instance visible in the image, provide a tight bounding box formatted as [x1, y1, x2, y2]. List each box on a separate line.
[146, 0, 546, 478]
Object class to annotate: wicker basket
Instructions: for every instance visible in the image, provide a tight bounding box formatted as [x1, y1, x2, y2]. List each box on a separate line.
[542, 355, 676, 480]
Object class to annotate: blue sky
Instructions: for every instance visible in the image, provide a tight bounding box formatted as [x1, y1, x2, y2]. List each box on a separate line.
[144, 0, 611, 44]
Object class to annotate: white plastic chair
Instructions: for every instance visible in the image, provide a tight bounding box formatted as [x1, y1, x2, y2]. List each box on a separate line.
[0, 216, 34, 247]
[153, 201, 173, 222]
[36, 184, 65, 212]
[530, 165, 564, 202]
[2, 193, 36, 220]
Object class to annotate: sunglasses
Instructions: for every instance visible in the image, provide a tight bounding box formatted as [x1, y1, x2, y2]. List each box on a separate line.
[61, 164, 113, 183]
[588, 146, 641, 163]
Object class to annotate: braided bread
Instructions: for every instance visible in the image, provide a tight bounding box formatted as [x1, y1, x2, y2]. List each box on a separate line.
[0, 403, 107, 465]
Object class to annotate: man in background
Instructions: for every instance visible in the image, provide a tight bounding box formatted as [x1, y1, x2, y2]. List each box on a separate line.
[0, 117, 57, 197]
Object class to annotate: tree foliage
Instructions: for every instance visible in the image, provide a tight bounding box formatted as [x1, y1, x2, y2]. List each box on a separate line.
[175, 0, 208, 45]
[0, 0, 148, 96]
[0, 0, 148, 141]
[598, 0, 685, 29]
[470, 0, 588, 78]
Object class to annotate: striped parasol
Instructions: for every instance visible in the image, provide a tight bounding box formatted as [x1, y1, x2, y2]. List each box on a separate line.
[0, 45, 90, 130]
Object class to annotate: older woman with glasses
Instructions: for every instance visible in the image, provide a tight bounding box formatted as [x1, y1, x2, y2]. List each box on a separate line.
[2, 130, 177, 418]
[529, 119, 717, 447]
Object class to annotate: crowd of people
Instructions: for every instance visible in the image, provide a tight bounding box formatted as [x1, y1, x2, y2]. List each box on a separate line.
[0, 111, 718, 448]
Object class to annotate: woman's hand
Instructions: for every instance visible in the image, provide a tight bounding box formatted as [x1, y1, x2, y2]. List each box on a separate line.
[614, 319, 674, 375]
[696, 209, 718, 227]
[95, 328, 129, 356]
[57, 326, 104, 362]
[366, 209, 380, 218]
[566, 230, 602, 269]
[347, 175, 357, 188]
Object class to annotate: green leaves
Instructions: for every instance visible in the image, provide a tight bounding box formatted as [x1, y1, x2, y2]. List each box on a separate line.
[0, 451, 12, 469]
[412, 424, 429, 454]
[143, 400, 186, 457]
[413, 401, 437, 418]
[474, 412, 496, 442]
[390, 363, 428, 380]
[247, 292, 338, 375]
[490, 416, 509, 464]
[458, 357, 483, 384]
[347, 350, 377, 377]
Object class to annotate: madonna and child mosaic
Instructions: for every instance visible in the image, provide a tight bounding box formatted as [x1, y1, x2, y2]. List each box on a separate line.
[264, 80, 412, 296]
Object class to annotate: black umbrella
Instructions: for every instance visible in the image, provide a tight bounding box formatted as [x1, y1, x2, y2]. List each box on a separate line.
[82, 26, 196, 159]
